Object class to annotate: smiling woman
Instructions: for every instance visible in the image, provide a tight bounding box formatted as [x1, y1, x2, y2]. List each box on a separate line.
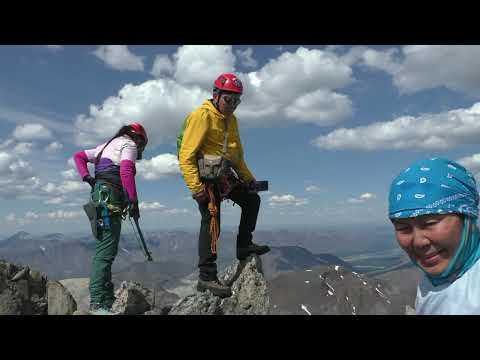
[388, 157, 480, 315]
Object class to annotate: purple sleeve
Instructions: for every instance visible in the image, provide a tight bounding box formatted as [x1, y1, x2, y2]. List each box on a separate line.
[73, 150, 90, 179]
[120, 160, 137, 201]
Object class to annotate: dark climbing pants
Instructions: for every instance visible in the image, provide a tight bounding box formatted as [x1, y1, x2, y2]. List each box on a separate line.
[88, 182, 125, 308]
[198, 184, 261, 281]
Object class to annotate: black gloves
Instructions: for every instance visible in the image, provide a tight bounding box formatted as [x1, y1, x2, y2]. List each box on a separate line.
[83, 175, 96, 189]
[128, 200, 140, 219]
[247, 179, 257, 194]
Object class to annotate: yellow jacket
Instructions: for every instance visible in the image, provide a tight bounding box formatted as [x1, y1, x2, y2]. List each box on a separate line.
[178, 100, 254, 194]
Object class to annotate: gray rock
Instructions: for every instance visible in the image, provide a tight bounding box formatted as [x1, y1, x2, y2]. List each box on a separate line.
[73, 309, 91, 315]
[112, 281, 153, 315]
[47, 280, 77, 315]
[59, 278, 91, 312]
[405, 305, 416, 315]
[0, 260, 48, 315]
[169, 255, 269, 315]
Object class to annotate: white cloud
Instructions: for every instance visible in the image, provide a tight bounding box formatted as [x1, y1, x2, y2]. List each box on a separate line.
[136, 153, 180, 180]
[45, 141, 63, 153]
[61, 169, 77, 179]
[163, 208, 189, 215]
[74, 46, 357, 146]
[4, 209, 83, 225]
[347, 192, 377, 204]
[268, 194, 308, 207]
[139, 201, 166, 211]
[14, 142, 33, 156]
[25, 211, 40, 220]
[93, 45, 144, 72]
[0, 152, 12, 170]
[44, 196, 65, 205]
[352, 45, 480, 97]
[74, 80, 208, 146]
[173, 45, 236, 87]
[44, 45, 64, 51]
[305, 185, 322, 193]
[13, 123, 52, 141]
[46, 210, 83, 220]
[458, 153, 480, 179]
[236, 48, 258, 68]
[313, 102, 480, 151]
[151, 54, 175, 78]
[57, 180, 88, 194]
[284, 89, 353, 125]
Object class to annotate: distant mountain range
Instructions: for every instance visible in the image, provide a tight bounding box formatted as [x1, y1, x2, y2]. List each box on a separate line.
[0, 229, 419, 311]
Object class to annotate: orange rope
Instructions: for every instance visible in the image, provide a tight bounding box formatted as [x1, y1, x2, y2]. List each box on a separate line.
[207, 184, 220, 255]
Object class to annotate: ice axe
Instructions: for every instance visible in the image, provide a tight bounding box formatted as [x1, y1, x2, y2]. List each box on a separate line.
[129, 216, 153, 262]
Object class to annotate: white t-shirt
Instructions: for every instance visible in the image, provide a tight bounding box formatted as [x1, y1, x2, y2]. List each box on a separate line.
[415, 259, 480, 315]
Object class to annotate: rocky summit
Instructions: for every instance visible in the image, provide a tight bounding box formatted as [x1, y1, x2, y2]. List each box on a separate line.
[169, 255, 269, 315]
[1, 254, 415, 315]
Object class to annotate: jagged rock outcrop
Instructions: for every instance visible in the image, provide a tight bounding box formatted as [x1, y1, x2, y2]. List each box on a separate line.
[405, 305, 416, 315]
[169, 255, 269, 315]
[47, 280, 77, 315]
[0, 260, 48, 315]
[112, 281, 153, 315]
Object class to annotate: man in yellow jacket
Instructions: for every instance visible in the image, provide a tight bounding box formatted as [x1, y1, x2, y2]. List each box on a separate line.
[178, 73, 270, 297]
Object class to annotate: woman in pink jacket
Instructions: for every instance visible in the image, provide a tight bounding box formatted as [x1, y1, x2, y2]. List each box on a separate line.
[73, 122, 148, 315]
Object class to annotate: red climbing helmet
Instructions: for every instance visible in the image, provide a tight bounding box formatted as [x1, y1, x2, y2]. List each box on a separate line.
[128, 122, 148, 145]
[213, 73, 243, 94]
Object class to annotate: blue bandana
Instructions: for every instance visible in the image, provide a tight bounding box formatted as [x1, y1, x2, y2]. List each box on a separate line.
[388, 157, 480, 286]
[389, 158, 478, 219]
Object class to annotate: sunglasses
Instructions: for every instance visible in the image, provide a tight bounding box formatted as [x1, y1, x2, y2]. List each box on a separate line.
[222, 93, 242, 106]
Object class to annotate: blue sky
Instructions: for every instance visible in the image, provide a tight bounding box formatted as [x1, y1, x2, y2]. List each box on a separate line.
[2, 45, 480, 236]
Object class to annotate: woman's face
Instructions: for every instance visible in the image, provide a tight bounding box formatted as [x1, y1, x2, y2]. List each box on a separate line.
[392, 214, 463, 275]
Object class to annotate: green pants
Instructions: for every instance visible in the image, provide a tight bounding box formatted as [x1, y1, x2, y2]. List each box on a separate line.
[88, 181, 125, 308]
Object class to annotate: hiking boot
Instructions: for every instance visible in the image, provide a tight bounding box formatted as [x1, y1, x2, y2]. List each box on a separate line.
[89, 303, 120, 315]
[197, 278, 232, 298]
[237, 242, 271, 260]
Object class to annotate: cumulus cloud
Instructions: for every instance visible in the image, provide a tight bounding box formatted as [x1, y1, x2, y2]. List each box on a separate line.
[139, 201, 166, 211]
[163, 208, 189, 215]
[236, 48, 258, 68]
[14, 142, 33, 156]
[74, 80, 208, 146]
[173, 45, 236, 87]
[350, 45, 480, 97]
[284, 89, 353, 125]
[43, 45, 64, 51]
[458, 153, 480, 179]
[57, 180, 88, 194]
[45, 141, 63, 153]
[0, 152, 35, 191]
[347, 193, 377, 204]
[5, 213, 16, 223]
[136, 154, 180, 180]
[44, 196, 66, 205]
[151, 54, 175, 78]
[305, 185, 322, 193]
[74, 46, 357, 146]
[313, 102, 480, 151]
[61, 169, 77, 179]
[13, 123, 52, 141]
[93, 45, 144, 72]
[4, 209, 83, 225]
[268, 194, 308, 207]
